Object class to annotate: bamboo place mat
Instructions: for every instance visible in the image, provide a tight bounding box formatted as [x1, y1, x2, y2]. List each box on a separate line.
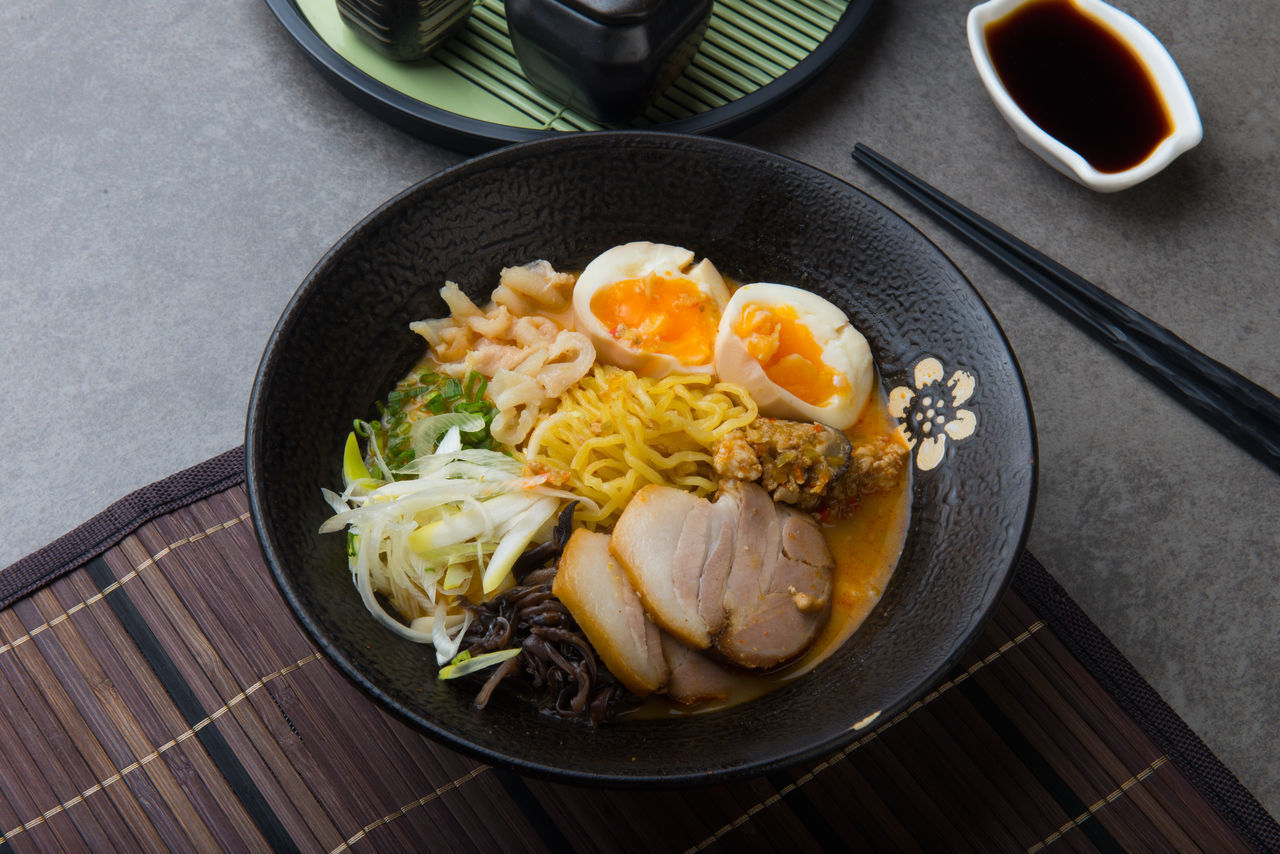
[2, 450, 1277, 853]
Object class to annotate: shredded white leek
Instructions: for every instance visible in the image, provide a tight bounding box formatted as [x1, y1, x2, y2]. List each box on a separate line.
[410, 412, 484, 457]
[321, 426, 598, 664]
[438, 647, 522, 680]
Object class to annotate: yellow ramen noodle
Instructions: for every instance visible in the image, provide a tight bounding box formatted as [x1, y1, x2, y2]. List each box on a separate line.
[523, 365, 757, 528]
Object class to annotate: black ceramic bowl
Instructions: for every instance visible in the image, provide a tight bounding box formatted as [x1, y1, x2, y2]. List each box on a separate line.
[246, 132, 1036, 786]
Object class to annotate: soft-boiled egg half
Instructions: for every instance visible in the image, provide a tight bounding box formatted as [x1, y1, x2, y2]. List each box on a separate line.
[714, 283, 874, 430]
[572, 242, 731, 377]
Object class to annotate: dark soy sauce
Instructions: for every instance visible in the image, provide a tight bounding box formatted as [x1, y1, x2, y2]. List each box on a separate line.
[985, 0, 1173, 173]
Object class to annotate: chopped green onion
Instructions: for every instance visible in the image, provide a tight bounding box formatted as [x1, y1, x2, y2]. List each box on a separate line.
[354, 367, 505, 482]
[463, 370, 487, 401]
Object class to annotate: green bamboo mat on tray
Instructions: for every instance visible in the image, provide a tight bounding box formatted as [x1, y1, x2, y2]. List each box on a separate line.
[295, 0, 852, 131]
[0, 449, 1277, 852]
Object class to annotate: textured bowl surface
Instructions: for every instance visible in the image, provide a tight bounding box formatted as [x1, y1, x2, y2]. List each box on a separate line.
[246, 132, 1036, 785]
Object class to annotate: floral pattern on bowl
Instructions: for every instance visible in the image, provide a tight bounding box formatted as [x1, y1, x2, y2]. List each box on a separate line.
[889, 357, 978, 471]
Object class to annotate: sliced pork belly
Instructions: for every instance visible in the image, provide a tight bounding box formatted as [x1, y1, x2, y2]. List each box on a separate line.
[610, 480, 834, 672]
[553, 529, 668, 696]
[696, 494, 736, 635]
[713, 485, 833, 669]
[609, 485, 711, 648]
[660, 633, 738, 706]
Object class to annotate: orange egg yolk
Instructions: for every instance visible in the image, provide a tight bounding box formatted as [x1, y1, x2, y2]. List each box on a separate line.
[589, 273, 719, 366]
[735, 303, 841, 406]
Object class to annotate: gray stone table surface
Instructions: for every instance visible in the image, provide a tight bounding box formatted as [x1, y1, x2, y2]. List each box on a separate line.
[2, 0, 1277, 822]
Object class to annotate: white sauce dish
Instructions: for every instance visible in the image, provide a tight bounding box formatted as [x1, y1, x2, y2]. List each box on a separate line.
[967, 0, 1202, 192]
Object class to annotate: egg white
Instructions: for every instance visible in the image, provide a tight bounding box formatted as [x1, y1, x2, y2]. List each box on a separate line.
[572, 242, 730, 377]
[714, 283, 874, 430]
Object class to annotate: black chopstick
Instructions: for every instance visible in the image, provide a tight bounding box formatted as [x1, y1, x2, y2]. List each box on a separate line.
[851, 142, 1280, 476]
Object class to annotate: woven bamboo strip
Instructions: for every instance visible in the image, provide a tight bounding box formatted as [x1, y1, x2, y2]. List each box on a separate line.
[972, 649, 1190, 851]
[115, 521, 301, 688]
[909, 697, 1040, 848]
[423, 0, 849, 128]
[712, 9, 813, 62]
[692, 42, 773, 90]
[1128, 762, 1254, 852]
[684, 781, 787, 851]
[986, 612, 1149, 796]
[0, 580, 116, 853]
[555, 786, 713, 852]
[0, 512, 250, 661]
[0, 650, 323, 852]
[702, 29, 791, 79]
[142, 507, 389, 850]
[100, 546, 335, 852]
[0, 630, 150, 853]
[831, 720, 974, 852]
[667, 77, 732, 112]
[859, 737, 977, 850]
[879, 712, 1013, 851]
[929, 664, 1074, 842]
[521, 780, 638, 852]
[983, 614, 1200, 850]
[631, 787, 738, 851]
[656, 85, 718, 118]
[145, 510, 314, 672]
[679, 619, 1048, 851]
[253, 626, 489, 849]
[432, 771, 555, 852]
[974, 635, 1162, 853]
[251, 666, 429, 851]
[1026, 755, 1170, 852]
[361, 769, 553, 852]
[0, 606, 171, 853]
[170, 497, 519, 851]
[372, 726, 523, 850]
[471, 0, 509, 36]
[194, 491, 547, 850]
[787, 750, 924, 851]
[800, 0, 848, 18]
[905, 666, 1042, 847]
[995, 599, 1167, 770]
[437, 45, 560, 120]
[62, 568, 270, 852]
[990, 606, 1169, 783]
[112, 573, 338, 852]
[160, 509, 440, 852]
[682, 778, 821, 852]
[455, 17, 524, 76]
[767, 0, 841, 29]
[27, 586, 224, 853]
[280, 662, 468, 848]
[723, 0, 827, 48]
[327, 763, 490, 853]
[994, 620, 1187, 841]
[996, 602, 1252, 851]
[0, 652, 92, 852]
[739, 776, 829, 852]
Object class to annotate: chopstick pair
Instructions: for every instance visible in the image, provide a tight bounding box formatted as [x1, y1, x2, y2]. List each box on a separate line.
[851, 143, 1280, 476]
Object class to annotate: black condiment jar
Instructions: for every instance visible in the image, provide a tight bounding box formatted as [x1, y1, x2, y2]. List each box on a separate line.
[505, 0, 713, 123]
[336, 0, 474, 61]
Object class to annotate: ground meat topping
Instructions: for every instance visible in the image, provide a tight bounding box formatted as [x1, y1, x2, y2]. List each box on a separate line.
[710, 418, 852, 509]
[816, 434, 910, 521]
